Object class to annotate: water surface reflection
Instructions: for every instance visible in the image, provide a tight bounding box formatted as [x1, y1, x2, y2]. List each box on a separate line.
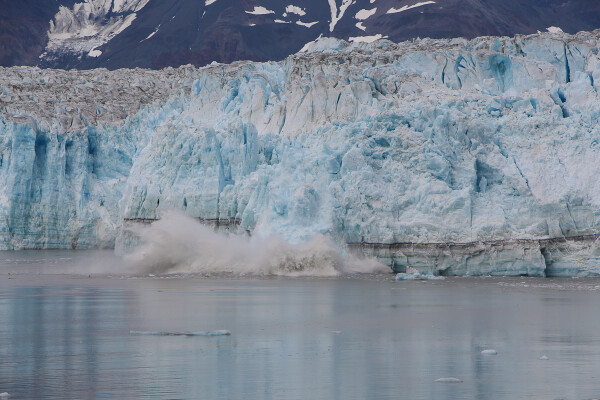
[1, 274, 599, 399]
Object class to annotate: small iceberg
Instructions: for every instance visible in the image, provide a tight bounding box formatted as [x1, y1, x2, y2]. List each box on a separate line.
[539, 355, 549, 360]
[435, 377, 463, 383]
[396, 268, 445, 281]
[0, 393, 9, 398]
[481, 349, 498, 355]
[130, 330, 231, 336]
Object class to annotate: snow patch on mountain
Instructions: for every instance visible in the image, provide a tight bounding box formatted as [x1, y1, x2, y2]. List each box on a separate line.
[355, 8, 377, 20]
[141, 25, 160, 42]
[328, 0, 353, 31]
[386, 1, 436, 14]
[43, 0, 150, 60]
[297, 21, 319, 28]
[349, 34, 388, 43]
[246, 6, 275, 15]
[285, 5, 307, 16]
[298, 35, 347, 52]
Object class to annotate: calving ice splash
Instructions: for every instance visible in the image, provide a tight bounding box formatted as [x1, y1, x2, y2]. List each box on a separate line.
[2, 31, 600, 276]
[125, 211, 388, 276]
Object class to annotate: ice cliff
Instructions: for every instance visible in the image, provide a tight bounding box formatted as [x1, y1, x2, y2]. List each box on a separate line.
[2, 30, 600, 276]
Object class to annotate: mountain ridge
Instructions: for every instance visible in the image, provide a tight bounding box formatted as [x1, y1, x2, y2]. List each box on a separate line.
[1, 0, 599, 70]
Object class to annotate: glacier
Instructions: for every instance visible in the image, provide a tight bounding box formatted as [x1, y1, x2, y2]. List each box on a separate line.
[2, 30, 600, 277]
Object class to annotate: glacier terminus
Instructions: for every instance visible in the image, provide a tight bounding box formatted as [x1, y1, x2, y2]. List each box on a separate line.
[2, 30, 600, 277]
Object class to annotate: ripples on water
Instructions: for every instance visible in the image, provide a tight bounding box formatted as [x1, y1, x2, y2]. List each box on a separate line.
[1, 250, 600, 399]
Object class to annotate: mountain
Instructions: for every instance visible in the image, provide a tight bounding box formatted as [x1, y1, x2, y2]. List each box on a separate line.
[1, 0, 599, 69]
[1, 31, 600, 276]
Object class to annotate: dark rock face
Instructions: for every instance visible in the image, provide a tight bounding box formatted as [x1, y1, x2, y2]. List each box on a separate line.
[1, 0, 599, 70]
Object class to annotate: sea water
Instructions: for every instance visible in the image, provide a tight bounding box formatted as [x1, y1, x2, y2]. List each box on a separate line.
[0, 252, 600, 399]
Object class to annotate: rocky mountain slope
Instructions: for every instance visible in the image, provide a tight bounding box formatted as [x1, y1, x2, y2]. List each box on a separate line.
[1, 0, 600, 69]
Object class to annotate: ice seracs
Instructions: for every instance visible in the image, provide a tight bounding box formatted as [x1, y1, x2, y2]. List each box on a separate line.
[2, 30, 600, 277]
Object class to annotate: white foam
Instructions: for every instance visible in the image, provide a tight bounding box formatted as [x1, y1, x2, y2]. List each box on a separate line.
[396, 268, 445, 281]
[125, 211, 388, 277]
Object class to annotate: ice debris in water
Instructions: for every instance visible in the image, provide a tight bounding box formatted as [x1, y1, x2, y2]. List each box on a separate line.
[130, 330, 231, 336]
[396, 268, 445, 281]
[481, 349, 498, 355]
[0, 393, 9, 398]
[435, 377, 463, 383]
[539, 355, 550, 360]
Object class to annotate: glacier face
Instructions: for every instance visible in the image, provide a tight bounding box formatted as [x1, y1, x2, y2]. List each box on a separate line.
[2, 30, 600, 276]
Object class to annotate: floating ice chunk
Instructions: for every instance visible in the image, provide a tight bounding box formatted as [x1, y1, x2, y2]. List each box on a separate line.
[331, 330, 342, 334]
[539, 355, 549, 360]
[0, 393, 9, 398]
[396, 268, 445, 281]
[435, 377, 463, 383]
[130, 330, 231, 336]
[481, 349, 498, 355]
